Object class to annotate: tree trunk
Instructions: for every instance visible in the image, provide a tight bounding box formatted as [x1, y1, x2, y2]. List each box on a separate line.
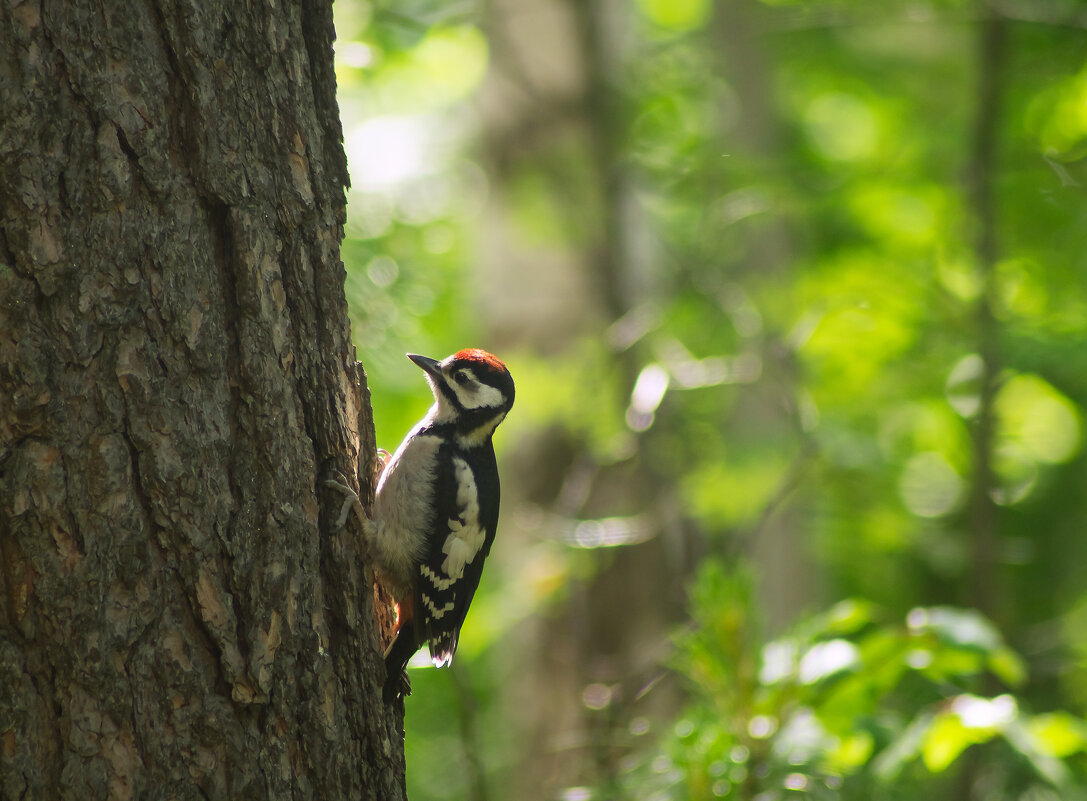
[0, 2, 404, 799]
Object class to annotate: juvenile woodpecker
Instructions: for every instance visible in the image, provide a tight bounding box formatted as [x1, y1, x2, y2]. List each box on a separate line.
[346, 349, 515, 702]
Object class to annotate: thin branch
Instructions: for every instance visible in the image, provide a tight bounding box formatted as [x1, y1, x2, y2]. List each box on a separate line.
[965, 8, 1007, 621]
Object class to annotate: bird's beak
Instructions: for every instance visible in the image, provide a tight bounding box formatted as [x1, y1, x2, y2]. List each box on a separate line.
[407, 353, 443, 379]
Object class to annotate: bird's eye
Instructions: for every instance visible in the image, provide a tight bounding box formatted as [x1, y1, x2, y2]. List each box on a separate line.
[453, 371, 471, 386]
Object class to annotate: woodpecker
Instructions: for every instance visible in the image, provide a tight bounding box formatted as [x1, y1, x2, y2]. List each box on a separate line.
[333, 349, 514, 702]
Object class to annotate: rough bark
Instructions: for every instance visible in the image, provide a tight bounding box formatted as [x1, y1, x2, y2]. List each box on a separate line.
[0, 1, 404, 799]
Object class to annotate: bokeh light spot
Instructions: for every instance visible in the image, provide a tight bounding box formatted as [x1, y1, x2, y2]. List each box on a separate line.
[804, 93, 879, 162]
[899, 452, 964, 518]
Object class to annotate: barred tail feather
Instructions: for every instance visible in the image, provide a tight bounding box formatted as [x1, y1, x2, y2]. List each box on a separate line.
[428, 630, 459, 667]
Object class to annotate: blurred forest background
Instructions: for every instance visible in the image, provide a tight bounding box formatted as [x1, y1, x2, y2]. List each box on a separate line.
[333, 0, 1087, 799]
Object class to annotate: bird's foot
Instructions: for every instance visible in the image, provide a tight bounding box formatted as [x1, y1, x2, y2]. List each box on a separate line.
[374, 448, 392, 479]
[324, 471, 371, 534]
[382, 668, 412, 704]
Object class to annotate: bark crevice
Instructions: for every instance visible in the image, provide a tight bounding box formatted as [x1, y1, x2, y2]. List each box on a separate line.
[0, 1, 405, 797]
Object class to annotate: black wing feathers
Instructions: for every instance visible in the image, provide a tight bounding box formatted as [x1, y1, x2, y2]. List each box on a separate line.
[413, 439, 500, 666]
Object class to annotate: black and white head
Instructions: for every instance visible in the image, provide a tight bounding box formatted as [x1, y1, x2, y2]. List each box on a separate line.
[409, 349, 515, 439]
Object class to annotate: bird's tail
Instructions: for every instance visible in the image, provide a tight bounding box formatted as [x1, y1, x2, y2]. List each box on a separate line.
[383, 629, 417, 703]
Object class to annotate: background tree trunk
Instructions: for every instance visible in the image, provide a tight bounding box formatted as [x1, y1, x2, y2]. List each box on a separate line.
[0, 2, 404, 799]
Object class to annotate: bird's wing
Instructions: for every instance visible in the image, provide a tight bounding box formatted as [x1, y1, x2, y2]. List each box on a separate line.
[415, 444, 500, 667]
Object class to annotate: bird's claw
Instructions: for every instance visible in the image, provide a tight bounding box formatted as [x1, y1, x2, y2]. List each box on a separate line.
[375, 448, 392, 479]
[324, 471, 370, 533]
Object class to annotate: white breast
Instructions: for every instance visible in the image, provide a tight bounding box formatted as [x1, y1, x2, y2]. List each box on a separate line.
[371, 425, 441, 592]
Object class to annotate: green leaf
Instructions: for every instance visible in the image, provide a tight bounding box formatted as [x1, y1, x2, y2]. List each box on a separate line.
[989, 646, 1028, 688]
[923, 646, 986, 680]
[921, 711, 979, 773]
[908, 606, 1003, 653]
[1004, 719, 1074, 788]
[635, 0, 711, 32]
[823, 598, 878, 636]
[872, 711, 936, 781]
[996, 373, 1083, 465]
[824, 731, 875, 772]
[1028, 712, 1087, 758]
[798, 639, 860, 684]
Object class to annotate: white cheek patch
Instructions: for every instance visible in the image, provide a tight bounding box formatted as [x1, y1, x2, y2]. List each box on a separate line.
[450, 379, 505, 411]
[440, 457, 486, 579]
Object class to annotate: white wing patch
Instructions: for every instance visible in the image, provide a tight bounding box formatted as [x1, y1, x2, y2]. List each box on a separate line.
[422, 593, 456, 619]
[420, 564, 456, 591]
[440, 457, 486, 579]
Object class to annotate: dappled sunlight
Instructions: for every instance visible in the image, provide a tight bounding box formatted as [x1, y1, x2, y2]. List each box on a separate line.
[345, 116, 430, 188]
[803, 92, 881, 163]
[997, 374, 1082, 466]
[333, 1, 1087, 799]
[898, 451, 964, 518]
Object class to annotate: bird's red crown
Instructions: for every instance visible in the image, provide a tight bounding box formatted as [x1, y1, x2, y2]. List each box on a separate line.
[453, 348, 508, 374]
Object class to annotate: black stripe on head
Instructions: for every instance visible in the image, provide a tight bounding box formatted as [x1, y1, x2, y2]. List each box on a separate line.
[447, 350, 515, 411]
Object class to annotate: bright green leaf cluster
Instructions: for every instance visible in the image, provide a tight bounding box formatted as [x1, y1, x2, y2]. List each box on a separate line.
[650, 564, 1087, 800]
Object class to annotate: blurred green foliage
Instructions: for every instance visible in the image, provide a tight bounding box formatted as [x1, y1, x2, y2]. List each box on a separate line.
[648, 565, 1087, 800]
[333, 0, 1087, 798]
